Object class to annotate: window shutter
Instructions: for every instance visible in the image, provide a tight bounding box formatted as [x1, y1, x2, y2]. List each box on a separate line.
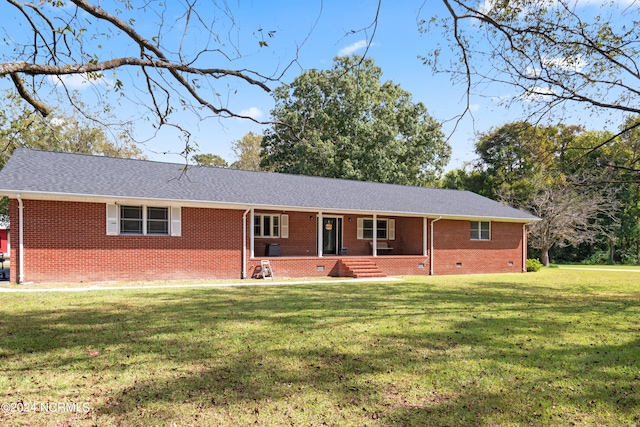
[280, 214, 289, 238]
[106, 204, 118, 235]
[170, 207, 182, 236]
[357, 218, 364, 240]
[388, 219, 395, 240]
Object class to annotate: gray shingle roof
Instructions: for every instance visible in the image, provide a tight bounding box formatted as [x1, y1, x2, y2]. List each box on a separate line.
[0, 149, 538, 221]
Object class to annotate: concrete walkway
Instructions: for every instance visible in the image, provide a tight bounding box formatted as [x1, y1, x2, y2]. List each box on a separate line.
[0, 276, 401, 293]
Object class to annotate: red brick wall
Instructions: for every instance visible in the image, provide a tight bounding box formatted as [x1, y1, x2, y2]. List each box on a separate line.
[396, 217, 425, 255]
[252, 256, 431, 278]
[248, 257, 342, 278]
[10, 199, 245, 283]
[8, 200, 526, 283]
[0, 229, 7, 254]
[254, 211, 317, 257]
[253, 213, 426, 257]
[431, 219, 524, 275]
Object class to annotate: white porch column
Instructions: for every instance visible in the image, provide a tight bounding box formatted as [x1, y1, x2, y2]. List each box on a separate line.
[430, 217, 442, 275]
[242, 207, 250, 279]
[317, 212, 323, 257]
[522, 223, 528, 272]
[372, 213, 378, 257]
[423, 216, 428, 256]
[249, 208, 255, 259]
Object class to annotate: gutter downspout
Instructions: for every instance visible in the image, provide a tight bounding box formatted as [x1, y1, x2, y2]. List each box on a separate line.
[242, 207, 250, 279]
[522, 223, 528, 273]
[423, 216, 428, 256]
[17, 194, 24, 284]
[430, 216, 442, 276]
[249, 208, 255, 259]
[317, 212, 323, 257]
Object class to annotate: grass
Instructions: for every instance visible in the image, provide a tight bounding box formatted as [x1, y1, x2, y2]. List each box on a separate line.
[1, 269, 639, 426]
[556, 264, 640, 270]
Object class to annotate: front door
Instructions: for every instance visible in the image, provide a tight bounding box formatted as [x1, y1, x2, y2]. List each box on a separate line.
[322, 217, 342, 255]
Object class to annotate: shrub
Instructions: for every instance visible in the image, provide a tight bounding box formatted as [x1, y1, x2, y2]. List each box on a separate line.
[620, 248, 640, 265]
[527, 258, 543, 272]
[581, 250, 613, 265]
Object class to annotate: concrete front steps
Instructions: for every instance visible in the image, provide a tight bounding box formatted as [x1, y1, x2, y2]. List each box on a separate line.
[340, 259, 386, 278]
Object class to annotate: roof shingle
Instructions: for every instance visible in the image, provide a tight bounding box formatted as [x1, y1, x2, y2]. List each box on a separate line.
[0, 149, 538, 221]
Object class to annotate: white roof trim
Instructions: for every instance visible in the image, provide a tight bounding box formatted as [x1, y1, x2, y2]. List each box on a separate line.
[1, 190, 540, 223]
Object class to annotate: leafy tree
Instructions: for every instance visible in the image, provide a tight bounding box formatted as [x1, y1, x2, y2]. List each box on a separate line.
[614, 116, 640, 264]
[420, 0, 640, 174]
[4, 0, 640, 176]
[230, 132, 263, 171]
[549, 122, 640, 263]
[604, 116, 640, 263]
[440, 167, 488, 196]
[0, 91, 144, 215]
[191, 153, 229, 168]
[261, 56, 450, 185]
[614, 181, 640, 264]
[445, 121, 626, 265]
[473, 122, 588, 207]
[0, 93, 143, 168]
[527, 180, 619, 266]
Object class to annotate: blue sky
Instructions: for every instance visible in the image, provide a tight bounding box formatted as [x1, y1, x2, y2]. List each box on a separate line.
[133, 0, 505, 168]
[1, 0, 633, 171]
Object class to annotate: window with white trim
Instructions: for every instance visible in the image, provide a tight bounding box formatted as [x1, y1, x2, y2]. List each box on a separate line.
[357, 218, 395, 240]
[146, 207, 169, 235]
[254, 214, 289, 238]
[120, 205, 143, 234]
[120, 205, 169, 235]
[107, 204, 181, 236]
[470, 221, 491, 240]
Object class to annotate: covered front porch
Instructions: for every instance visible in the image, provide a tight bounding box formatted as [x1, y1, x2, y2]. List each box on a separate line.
[247, 255, 431, 279]
[245, 209, 434, 278]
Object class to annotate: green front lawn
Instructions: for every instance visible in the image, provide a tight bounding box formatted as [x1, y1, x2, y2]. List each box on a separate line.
[1, 269, 639, 426]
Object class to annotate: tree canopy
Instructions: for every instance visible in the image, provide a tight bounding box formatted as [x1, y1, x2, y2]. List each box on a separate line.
[230, 132, 263, 171]
[2, 0, 639, 174]
[443, 120, 637, 265]
[191, 153, 229, 168]
[0, 91, 144, 216]
[261, 56, 450, 186]
[0, 92, 143, 168]
[421, 0, 640, 176]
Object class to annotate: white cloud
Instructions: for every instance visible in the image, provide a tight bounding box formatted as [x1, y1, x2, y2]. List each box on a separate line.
[544, 55, 586, 73]
[491, 94, 511, 102]
[574, 0, 636, 5]
[338, 40, 371, 56]
[479, 0, 497, 14]
[522, 86, 557, 102]
[483, 0, 634, 13]
[48, 73, 113, 89]
[49, 117, 66, 126]
[526, 66, 541, 78]
[239, 107, 263, 119]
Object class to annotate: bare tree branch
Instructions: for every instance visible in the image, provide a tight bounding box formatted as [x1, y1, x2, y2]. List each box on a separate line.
[421, 0, 640, 143]
[9, 72, 50, 116]
[1, 0, 301, 150]
[1, 59, 271, 93]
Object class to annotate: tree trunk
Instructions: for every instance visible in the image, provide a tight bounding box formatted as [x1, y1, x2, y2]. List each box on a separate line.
[608, 238, 615, 263]
[541, 248, 550, 266]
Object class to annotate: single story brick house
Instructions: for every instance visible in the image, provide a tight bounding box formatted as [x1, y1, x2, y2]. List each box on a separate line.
[0, 149, 539, 283]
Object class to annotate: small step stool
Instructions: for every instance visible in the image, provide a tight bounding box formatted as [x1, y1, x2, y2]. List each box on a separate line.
[260, 260, 274, 279]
